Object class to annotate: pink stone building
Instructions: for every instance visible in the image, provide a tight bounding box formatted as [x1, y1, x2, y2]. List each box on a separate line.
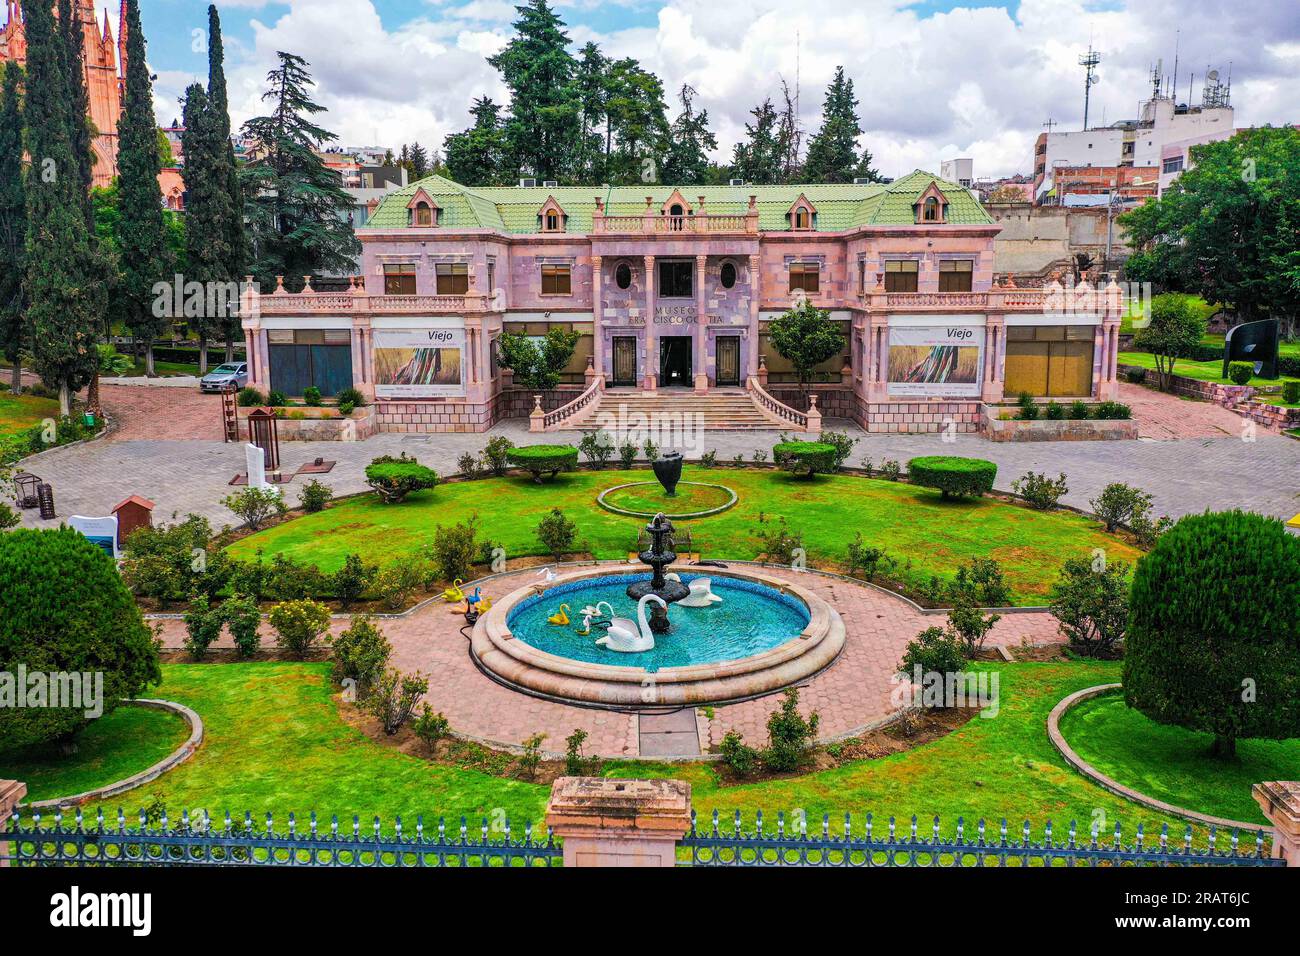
[242, 171, 1122, 434]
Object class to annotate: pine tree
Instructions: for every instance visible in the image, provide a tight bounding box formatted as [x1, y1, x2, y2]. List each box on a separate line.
[803, 67, 879, 184]
[408, 141, 430, 179]
[731, 99, 783, 185]
[56, 0, 93, 224]
[488, 0, 579, 181]
[116, 0, 171, 377]
[663, 85, 718, 185]
[181, 83, 232, 374]
[0, 64, 26, 393]
[572, 42, 609, 182]
[602, 57, 670, 185]
[444, 97, 511, 186]
[20, 0, 101, 415]
[240, 52, 360, 291]
[206, 4, 247, 360]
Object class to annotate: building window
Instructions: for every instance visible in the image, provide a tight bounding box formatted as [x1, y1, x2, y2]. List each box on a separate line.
[884, 260, 919, 292]
[544, 211, 560, 231]
[486, 260, 496, 294]
[922, 197, 940, 222]
[857, 259, 866, 294]
[615, 262, 632, 290]
[413, 202, 433, 226]
[658, 260, 693, 298]
[938, 260, 973, 292]
[541, 263, 572, 296]
[435, 262, 469, 295]
[720, 261, 737, 289]
[788, 261, 820, 294]
[1161, 156, 1184, 174]
[383, 263, 417, 295]
[793, 208, 810, 230]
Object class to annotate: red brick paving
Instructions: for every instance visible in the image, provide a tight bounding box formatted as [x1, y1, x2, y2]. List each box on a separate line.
[1119, 382, 1255, 440]
[99, 385, 226, 442]
[152, 564, 1061, 758]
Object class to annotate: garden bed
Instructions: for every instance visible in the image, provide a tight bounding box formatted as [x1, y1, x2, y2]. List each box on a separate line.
[236, 405, 375, 441]
[982, 407, 1139, 442]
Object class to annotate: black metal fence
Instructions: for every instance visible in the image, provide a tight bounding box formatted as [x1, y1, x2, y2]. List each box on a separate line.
[4, 808, 561, 868]
[680, 810, 1285, 868]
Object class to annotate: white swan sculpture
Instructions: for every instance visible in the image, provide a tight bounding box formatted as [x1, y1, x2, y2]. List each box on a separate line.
[678, 576, 723, 608]
[596, 594, 665, 653]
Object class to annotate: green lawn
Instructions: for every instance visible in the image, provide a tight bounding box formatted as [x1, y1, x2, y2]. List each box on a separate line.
[1058, 691, 1300, 826]
[229, 468, 1142, 604]
[0, 704, 190, 802]
[1119, 351, 1300, 393]
[6, 660, 1221, 838]
[0, 391, 60, 438]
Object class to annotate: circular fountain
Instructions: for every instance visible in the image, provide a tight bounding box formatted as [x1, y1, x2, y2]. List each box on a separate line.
[627, 513, 689, 634]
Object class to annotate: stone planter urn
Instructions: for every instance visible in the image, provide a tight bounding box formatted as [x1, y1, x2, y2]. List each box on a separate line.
[651, 452, 684, 497]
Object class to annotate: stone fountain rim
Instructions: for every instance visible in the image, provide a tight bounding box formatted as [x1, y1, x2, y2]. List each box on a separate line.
[595, 481, 739, 520]
[470, 564, 844, 707]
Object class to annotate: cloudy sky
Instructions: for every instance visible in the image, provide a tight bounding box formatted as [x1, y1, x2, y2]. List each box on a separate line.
[80, 0, 1300, 179]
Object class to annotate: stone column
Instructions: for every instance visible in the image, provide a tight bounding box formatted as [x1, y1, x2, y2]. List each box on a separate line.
[747, 253, 761, 383]
[0, 780, 25, 868]
[694, 254, 708, 393]
[591, 255, 605, 382]
[1253, 781, 1300, 866]
[643, 254, 657, 390]
[981, 315, 1005, 403]
[545, 777, 692, 867]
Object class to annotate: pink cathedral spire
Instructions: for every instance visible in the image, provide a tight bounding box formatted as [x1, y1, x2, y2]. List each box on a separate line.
[117, 0, 127, 79]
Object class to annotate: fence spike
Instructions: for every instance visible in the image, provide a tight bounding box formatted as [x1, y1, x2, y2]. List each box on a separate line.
[822, 813, 830, 840]
[957, 816, 965, 842]
[756, 809, 763, 836]
[888, 816, 896, 841]
[460, 816, 467, 842]
[1022, 820, 1031, 844]
[977, 818, 986, 845]
[417, 815, 424, 840]
[1068, 820, 1077, 847]
[999, 818, 1007, 845]
[1229, 829, 1239, 853]
[395, 815, 402, 839]
[353, 814, 360, 838]
[733, 808, 741, 837]
[777, 810, 784, 838]
[1183, 824, 1193, 854]
[74, 807, 84, 830]
[225, 810, 233, 833]
[1045, 819, 1052, 843]
[96, 807, 104, 831]
[117, 807, 125, 831]
[1254, 830, 1265, 857]
[1159, 822, 1168, 850]
[289, 812, 297, 838]
[310, 811, 318, 837]
[181, 807, 190, 830]
[932, 815, 940, 841]
[1135, 822, 1145, 849]
[1113, 820, 1122, 849]
[1208, 826, 1217, 851]
[331, 814, 339, 838]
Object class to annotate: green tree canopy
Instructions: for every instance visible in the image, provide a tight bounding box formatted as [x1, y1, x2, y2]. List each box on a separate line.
[496, 328, 580, 390]
[662, 85, 719, 185]
[444, 97, 511, 186]
[182, 82, 233, 372]
[1132, 292, 1208, 390]
[767, 300, 845, 396]
[803, 66, 878, 184]
[0, 62, 25, 391]
[1120, 126, 1300, 336]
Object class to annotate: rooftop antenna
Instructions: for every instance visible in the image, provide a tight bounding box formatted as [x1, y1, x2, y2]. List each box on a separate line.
[1171, 30, 1180, 104]
[1150, 59, 1162, 99]
[1079, 43, 1102, 130]
[1043, 117, 1057, 133]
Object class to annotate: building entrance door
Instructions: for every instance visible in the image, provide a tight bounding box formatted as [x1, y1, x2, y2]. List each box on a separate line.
[659, 336, 693, 387]
[716, 336, 741, 386]
[612, 336, 637, 386]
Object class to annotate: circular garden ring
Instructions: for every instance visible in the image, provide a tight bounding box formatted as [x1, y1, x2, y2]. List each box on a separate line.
[596, 481, 738, 520]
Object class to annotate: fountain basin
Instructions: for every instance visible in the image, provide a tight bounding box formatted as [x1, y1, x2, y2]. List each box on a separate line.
[471, 566, 845, 707]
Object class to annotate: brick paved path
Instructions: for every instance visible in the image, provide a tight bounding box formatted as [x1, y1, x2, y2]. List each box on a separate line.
[152, 564, 1061, 758]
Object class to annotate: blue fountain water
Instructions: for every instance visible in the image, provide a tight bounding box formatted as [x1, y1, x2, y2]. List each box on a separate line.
[506, 573, 810, 671]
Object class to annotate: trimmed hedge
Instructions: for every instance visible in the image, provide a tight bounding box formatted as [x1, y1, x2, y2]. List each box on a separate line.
[507, 444, 578, 484]
[773, 441, 837, 479]
[907, 456, 998, 499]
[364, 455, 439, 503]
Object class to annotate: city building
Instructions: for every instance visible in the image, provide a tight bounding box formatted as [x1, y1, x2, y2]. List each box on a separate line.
[1, 0, 127, 188]
[241, 171, 1122, 434]
[1033, 74, 1235, 202]
[940, 158, 974, 188]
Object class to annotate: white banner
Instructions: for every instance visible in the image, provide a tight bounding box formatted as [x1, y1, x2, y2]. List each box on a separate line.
[374, 327, 466, 398]
[887, 326, 984, 397]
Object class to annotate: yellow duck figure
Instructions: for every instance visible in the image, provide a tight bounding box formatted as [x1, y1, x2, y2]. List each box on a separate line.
[547, 604, 571, 626]
[575, 612, 592, 636]
[479, 596, 493, 612]
[443, 579, 465, 603]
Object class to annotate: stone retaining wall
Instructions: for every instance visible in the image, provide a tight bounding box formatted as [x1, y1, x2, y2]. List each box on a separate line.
[861, 400, 982, 434]
[982, 407, 1139, 442]
[238, 406, 376, 441]
[1119, 365, 1300, 431]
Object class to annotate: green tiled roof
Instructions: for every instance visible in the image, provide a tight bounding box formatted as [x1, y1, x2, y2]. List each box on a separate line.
[365, 170, 993, 233]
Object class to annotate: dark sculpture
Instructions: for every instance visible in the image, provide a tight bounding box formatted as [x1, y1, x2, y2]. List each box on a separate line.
[627, 512, 689, 634]
[1223, 319, 1280, 380]
[652, 451, 684, 497]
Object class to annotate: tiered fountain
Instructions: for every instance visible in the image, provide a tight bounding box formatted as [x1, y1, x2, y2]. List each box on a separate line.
[626, 512, 689, 634]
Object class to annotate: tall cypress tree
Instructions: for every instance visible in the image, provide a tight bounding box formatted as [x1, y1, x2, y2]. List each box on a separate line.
[117, 0, 170, 376]
[207, 4, 246, 359]
[444, 97, 510, 186]
[20, 0, 101, 415]
[56, 0, 94, 223]
[803, 66, 879, 184]
[488, 0, 579, 181]
[240, 52, 360, 290]
[181, 83, 231, 374]
[0, 64, 26, 393]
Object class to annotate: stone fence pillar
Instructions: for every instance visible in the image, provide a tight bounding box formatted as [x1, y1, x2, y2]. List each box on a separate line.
[545, 777, 692, 867]
[0, 780, 26, 868]
[1253, 781, 1300, 866]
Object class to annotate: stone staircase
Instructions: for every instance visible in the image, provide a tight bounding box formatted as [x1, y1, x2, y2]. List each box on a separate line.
[557, 387, 784, 430]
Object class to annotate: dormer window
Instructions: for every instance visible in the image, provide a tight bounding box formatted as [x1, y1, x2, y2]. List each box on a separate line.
[914, 182, 949, 224]
[538, 195, 568, 233]
[405, 187, 439, 227]
[414, 202, 433, 226]
[923, 197, 939, 221]
[787, 194, 817, 231]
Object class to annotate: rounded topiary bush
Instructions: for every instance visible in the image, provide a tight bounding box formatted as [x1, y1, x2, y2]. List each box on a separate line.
[507, 444, 579, 484]
[364, 454, 439, 503]
[1124, 510, 1300, 758]
[906, 456, 998, 499]
[773, 441, 837, 479]
[0, 528, 161, 752]
[1227, 361, 1253, 386]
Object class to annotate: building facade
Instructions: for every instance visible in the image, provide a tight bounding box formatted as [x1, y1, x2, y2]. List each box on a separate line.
[242, 171, 1123, 435]
[1, 1, 127, 188]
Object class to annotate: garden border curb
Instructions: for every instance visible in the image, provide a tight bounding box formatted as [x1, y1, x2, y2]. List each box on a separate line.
[1047, 683, 1265, 832]
[21, 699, 204, 811]
[595, 480, 738, 519]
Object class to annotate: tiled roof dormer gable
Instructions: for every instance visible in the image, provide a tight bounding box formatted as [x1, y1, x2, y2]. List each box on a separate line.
[538, 195, 568, 233]
[406, 188, 440, 227]
[787, 193, 817, 231]
[659, 189, 694, 217]
[914, 181, 949, 224]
